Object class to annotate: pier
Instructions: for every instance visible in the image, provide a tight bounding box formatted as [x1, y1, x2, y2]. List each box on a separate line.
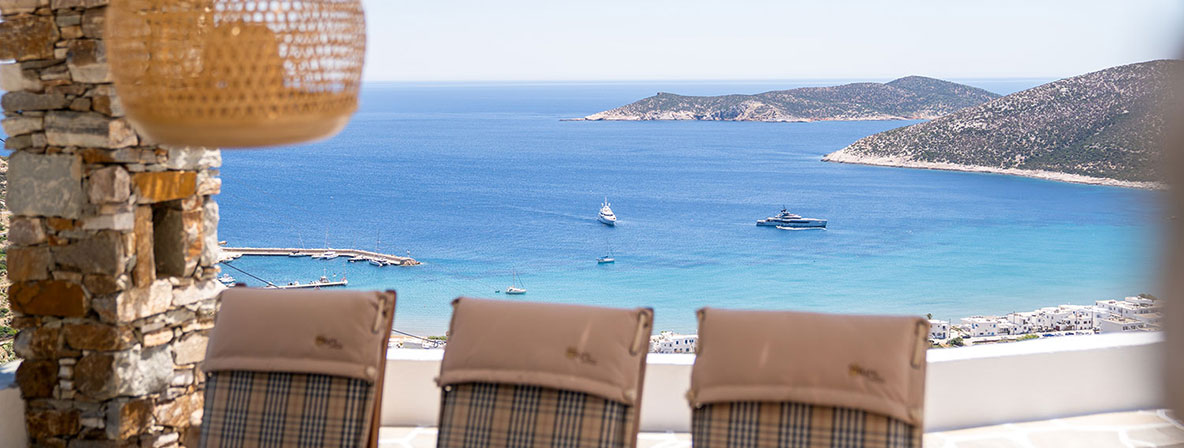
[219, 247, 422, 266]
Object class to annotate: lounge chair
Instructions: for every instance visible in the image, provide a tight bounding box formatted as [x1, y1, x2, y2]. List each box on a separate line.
[436, 297, 653, 448]
[199, 289, 397, 448]
[689, 308, 929, 448]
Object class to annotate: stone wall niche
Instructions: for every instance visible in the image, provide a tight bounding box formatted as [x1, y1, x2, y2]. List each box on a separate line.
[2, 0, 223, 445]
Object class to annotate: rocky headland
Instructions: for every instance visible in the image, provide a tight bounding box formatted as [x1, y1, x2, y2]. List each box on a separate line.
[823, 60, 1182, 189]
[577, 76, 1001, 122]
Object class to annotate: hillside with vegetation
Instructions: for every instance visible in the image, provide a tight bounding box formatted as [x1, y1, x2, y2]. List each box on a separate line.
[824, 60, 1181, 188]
[579, 76, 1001, 122]
[1, 156, 11, 362]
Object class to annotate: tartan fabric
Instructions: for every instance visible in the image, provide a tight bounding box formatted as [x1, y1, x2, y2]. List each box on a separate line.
[691, 402, 920, 448]
[437, 382, 636, 448]
[200, 371, 373, 448]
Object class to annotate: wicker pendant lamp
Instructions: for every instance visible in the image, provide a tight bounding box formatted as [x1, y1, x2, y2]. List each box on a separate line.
[107, 0, 366, 148]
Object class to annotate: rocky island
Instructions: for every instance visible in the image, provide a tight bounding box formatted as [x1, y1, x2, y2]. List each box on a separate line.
[824, 60, 1182, 189]
[577, 76, 1000, 122]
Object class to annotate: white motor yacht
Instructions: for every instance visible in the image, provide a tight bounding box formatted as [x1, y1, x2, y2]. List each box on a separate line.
[757, 208, 827, 229]
[598, 198, 617, 226]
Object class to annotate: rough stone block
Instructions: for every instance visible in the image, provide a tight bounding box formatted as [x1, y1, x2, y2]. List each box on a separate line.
[2, 91, 68, 111]
[142, 328, 172, 347]
[83, 274, 124, 295]
[88, 84, 124, 117]
[76, 345, 172, 400]
[133, 171, 197, 204]
[15, 359, 57, 399]
[66, 39, 110, 83]
[1, 115, 43, 136]
[26, 408, 80, 439]
[79, 147, 155, 164]
[172, 280, 221, 308]
[0, 0, 45, 14]
[81, 212, 135, 231]
[196, 171, 222, 196]
[46, 217, 77, 231]
[7, 151, 84, 219]
[73, 352, 114, 399]
[87, 166, 131, 204]
[81, 5, 106, 37]
[64, 322, 134, 351]
[153, 205, 202, 277]
[69, 96, 91, 111]
[45, 111, 138, 148]
[170, 368, 194, 387]
[51, 231, 126, 276]
[8, 245, 52, 281]
[164, 147, 221, 170]
[4, 134, 32, 150]
[8, 217, 47, 246]
[9, 280, 87, 317]
[134, 206, 156, 287]
[116, 279, 171, 322]
[172, 332, 207, 365]
[107, 398, 153, 440]
[0, 63, 42, 92]
[13, 325, 65, 359]
[54, 0, 107, 10]
[154, 394, 201, 428]
[55, 12, 82, 27]
[200, 200, 221, 267]
[0, 15, 59, 61]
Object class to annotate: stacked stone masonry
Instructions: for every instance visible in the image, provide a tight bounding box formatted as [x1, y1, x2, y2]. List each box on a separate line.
[2, 1, 224, 446]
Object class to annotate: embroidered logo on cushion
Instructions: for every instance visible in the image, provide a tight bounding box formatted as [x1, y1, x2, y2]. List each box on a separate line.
[566, 347, 597, 365]
[316, 335, 343, 350]
[848, 363, 885, 383]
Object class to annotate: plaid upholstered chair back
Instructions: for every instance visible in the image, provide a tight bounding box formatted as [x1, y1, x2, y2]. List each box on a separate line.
[199, 289, 396, 448]
[688, 308, 929, 448]
[436, 297, 654, 448]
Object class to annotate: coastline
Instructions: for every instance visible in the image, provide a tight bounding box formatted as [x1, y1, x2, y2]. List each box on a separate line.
[821, 151, 1166, 190]
[563, 114, 933, 123]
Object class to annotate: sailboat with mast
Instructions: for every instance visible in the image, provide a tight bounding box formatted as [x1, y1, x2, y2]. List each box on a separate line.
[505, 270, 526, 295]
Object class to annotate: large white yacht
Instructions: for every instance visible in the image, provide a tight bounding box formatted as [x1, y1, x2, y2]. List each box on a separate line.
[757, 208, 827, 229]
[598, 198, 617, 226]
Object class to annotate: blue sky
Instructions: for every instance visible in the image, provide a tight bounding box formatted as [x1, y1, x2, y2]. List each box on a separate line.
[361, 0, 1184, 82]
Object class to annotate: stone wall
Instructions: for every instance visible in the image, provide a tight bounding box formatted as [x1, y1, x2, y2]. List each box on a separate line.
[1, 1, 223, 446]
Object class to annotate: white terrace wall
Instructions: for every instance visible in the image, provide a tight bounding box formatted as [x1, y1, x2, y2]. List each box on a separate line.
[1, 1, 223, 445]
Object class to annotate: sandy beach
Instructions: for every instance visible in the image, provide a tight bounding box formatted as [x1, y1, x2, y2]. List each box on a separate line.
[821, 151, 1167, 190]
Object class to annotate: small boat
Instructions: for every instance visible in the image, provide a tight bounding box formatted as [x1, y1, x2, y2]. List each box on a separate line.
[369, 259, 385, 267]
[288, 251, 307, 257]
[504, 270, 527, 295]
[348, 256, 368, 262]
[757, 208, 827, 229]
[313, 251, 339, 259]
[597, 256, 615, 264]
[217, 274, 236, 284]
[598, 198, 617, 226]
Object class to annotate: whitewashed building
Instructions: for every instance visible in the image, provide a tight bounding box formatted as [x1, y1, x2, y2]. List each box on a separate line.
[651, 332, 699, 354]
[1098, 316, 1146, 334]
[961, 316, 1002, 338]
[929, 319, 950, 341]
[1095, 296, 1162, 325]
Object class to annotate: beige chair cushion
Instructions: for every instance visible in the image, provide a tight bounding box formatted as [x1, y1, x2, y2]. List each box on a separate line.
[438, 297, 653, 405]
[205, 288, 394, 382]
[690, 308, 929, 427]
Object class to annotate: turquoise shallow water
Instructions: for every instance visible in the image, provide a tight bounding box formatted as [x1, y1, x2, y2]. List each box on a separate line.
[216, 81, 1161, 335]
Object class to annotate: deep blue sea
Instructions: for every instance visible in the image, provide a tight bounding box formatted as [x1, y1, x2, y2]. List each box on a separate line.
[205, 79, 1161, 335]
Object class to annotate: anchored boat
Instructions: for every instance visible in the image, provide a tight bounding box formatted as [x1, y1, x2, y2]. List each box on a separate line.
[598, 198, 617, 226]
[757, 208, 827, 229]
[504, 270, 527, 295]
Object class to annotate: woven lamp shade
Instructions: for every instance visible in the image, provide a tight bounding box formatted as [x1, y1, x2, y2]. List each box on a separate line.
[107, 0, 366, 148]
